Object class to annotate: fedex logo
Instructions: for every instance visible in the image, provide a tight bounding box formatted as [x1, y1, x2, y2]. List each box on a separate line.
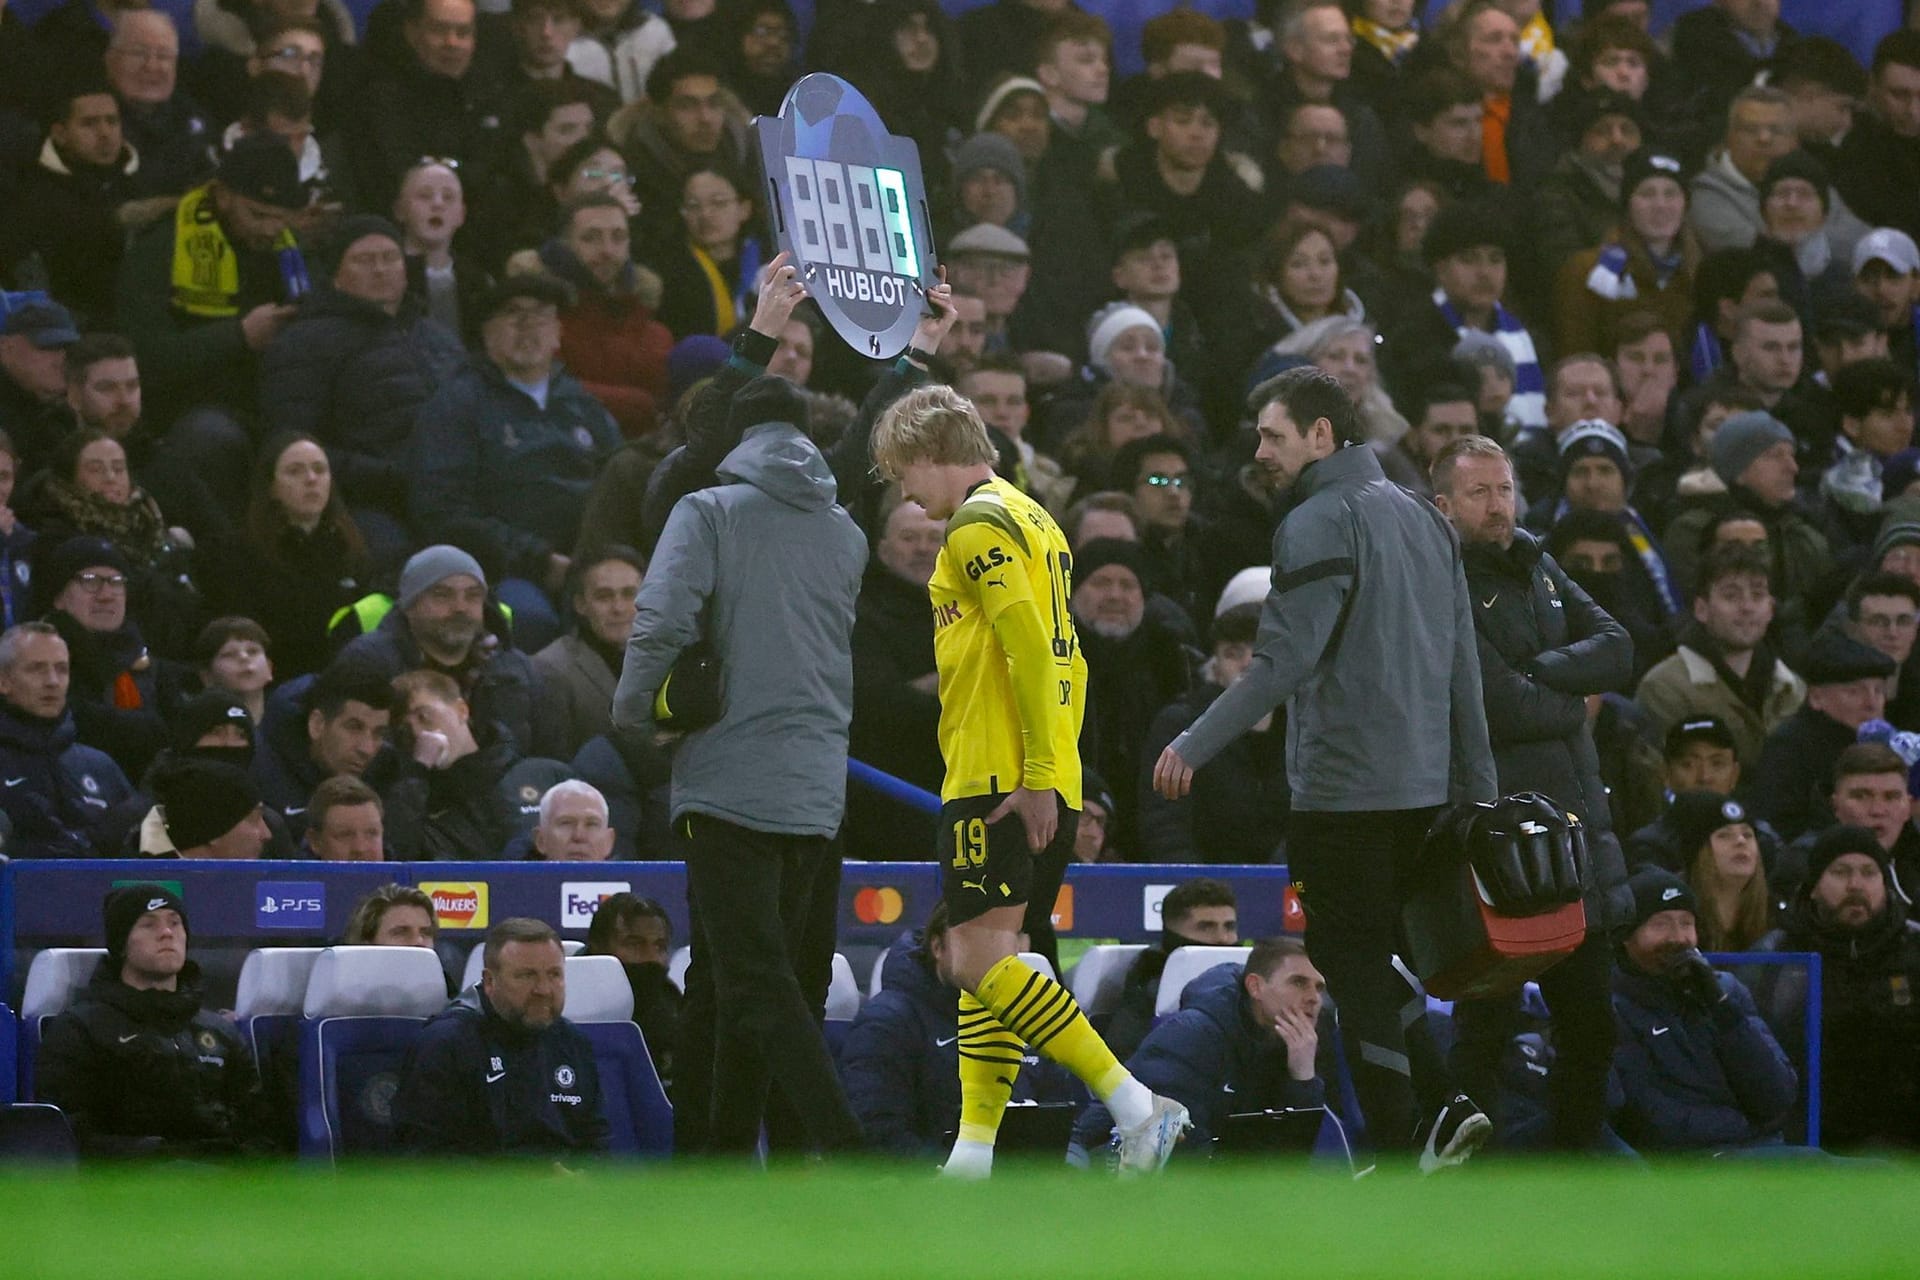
[256, 881, 325, 929]
[1143, 884, 1175, 932]
[562, 882, 632, 928]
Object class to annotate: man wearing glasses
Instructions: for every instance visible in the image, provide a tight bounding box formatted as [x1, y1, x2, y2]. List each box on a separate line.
[409, 275, 621, 652]
[103, 11, 217, 197]
[1689, 85, 1800, 254]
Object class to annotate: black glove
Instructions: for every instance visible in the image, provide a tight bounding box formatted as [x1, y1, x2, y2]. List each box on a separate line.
[1665, 948, 1727, 1012]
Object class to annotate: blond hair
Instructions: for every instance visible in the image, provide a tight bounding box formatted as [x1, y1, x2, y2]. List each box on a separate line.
[869, 384, 999, 481]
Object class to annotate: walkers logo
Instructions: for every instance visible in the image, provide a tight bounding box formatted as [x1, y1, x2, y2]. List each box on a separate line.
[255, 881, 325, 929]
[755, 74, 935, 361]
[1143, 884, 1175, 931]
[420, 881, 489, 930]
[852, 885, 904, 925]
[561, 882, 631, 929]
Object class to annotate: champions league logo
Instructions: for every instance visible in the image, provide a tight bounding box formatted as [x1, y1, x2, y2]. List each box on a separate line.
[755, 74, 937, 361]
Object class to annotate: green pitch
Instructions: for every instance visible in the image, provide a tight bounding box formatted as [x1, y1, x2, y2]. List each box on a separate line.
[6, 1159, 1915, 1278]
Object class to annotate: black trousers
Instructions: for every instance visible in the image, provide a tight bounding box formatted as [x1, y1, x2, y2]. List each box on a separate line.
[675, 814, 859, 1156]
[1450, 927, 1616, 1150]
[1288, 806, 1454, 1151]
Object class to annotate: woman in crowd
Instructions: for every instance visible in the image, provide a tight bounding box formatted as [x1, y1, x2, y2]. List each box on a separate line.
[1670, 792, 1779, 952]
[1275, 316, 1408, 446]
[648, 164, 764, 340]
[1556, 149, 1702, 362]
[1056, 383, 1190, 495]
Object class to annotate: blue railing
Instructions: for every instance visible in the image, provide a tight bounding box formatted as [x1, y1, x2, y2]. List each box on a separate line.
[1704, 950, 1824, 1149]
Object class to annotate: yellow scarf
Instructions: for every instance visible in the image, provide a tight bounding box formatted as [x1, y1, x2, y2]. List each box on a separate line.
[170, 182, 298, 317]
[1521, 11, 1556, 61]
[1351, 16, 1419, 64]
[690, 243, 738, 336]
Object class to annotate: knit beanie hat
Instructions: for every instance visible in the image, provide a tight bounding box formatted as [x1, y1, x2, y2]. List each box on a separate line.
[727, 372, 811, 439]
[153, 757, 261, 851]
[666, 334, 730, 408]
[974, 75, 1046, 135]
[1087, 303, 1161, 374]
[1870, 519, 1920, 567]
[1214, 566, 1269, 617]
[1759, 150, 1832, 213]
[953, 131, 1026, 204]
[1074, 537, 1150, 593]
[397, 545, 487, 611]
[1625, 866, 1696, 933]
[1423, 199, 1511, 266]
[1620, 148, 1688, 206]
[36, 535, 131, 615]
[103, 882, 188, 959]
[327, 215, 404, 276]
[1667, 791, 1750, 860]
[1709, 410, 1794, 488]
[171, 690, 255, 753]
[1802, 824, 1891, 885]
[1559, 419, 1634, 484]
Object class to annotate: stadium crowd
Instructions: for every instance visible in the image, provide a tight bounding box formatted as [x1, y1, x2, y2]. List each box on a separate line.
[4, 0, 1920, 1163]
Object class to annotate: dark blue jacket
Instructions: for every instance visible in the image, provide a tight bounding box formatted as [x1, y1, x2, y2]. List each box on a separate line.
[336, 605, 539, 760]
[260, 288, 468, 515]
[568, 733, 672, 861]
[0, 701, 131, 857]
[836, 934, 1079, 1157]
[1072, 962, 1325, 1158]
[391, 987, 610, 1156]
[408, 360, 620, 581]
[1610, 960, 1797, 1151]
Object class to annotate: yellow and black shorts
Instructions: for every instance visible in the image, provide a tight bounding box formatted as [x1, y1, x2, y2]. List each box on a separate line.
[939, 791, 1076, 926]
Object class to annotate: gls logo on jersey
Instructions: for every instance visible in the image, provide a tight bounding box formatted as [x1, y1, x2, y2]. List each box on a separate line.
[561, 882, 632, 928]
[255, 881, 325, 929]
[964, 547, 1009, 581]
[755, 73, 936, 361]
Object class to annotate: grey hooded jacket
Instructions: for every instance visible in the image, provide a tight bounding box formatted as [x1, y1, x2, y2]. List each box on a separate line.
[610, 423, 867, 836]
[1171, 444, 1497, 813]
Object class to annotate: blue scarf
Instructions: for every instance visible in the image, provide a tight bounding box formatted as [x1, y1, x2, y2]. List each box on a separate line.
[1690, 322, 1725, 384]
[1552, 501, 1682, 615]
[1435, 289, 1545, 427]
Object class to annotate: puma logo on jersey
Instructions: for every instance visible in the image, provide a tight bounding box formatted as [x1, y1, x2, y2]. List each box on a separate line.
[986, 575, 1007, 589]
[961, 878, 988, 894]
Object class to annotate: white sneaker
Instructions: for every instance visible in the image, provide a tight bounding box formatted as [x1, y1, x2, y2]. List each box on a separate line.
[1115, 1095, 1190, 1175]
[1418, 1094, 1492, 1174]
[938, 1140, 994, 1180]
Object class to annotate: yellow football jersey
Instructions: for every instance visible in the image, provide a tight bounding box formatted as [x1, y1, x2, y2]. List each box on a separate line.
[927, 478, 1086, 807]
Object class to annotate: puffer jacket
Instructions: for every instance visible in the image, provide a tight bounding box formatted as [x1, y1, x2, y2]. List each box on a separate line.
[1461, 530, 1634, 928]
[0, 701, 133, 857]
[836, 932, 1077, 1156]
[381, 722, 572, 860]
[336, 595, 541, 756]
[260, 288, 469, 514]
[35, 960, 268, 1156]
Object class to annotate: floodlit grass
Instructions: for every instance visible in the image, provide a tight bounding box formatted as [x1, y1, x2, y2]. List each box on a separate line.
[4, 1157, 1916, 1278]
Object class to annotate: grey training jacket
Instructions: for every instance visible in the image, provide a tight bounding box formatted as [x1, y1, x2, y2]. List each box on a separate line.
[1171, 444, 1497, 813]
[610, 422, 868, 836]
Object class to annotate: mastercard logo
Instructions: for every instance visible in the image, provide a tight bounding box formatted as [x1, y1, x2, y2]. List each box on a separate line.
[853, 886, 903, 924]
[420, 881, 490, 930]
[1050, 884, 1073, 932]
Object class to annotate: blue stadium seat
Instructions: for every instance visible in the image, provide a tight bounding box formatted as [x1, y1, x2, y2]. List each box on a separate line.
[460, 938, 585, 994]
[0, 1004, 16, 1105]
[18, 949, 107, 1100]
[564, 955, 672, 1157]
[1067, 944, 1148, 1021]
[235, 948, 325, 1090]
[296, 946, 449, 1161]
[1153, 947, 1249, 1018]
[0, 1103, 77, 1164]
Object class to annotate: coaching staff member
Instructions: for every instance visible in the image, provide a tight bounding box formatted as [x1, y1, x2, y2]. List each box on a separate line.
[1432, 434, 1634, 1152]
[1153, 366, 1497, 1161]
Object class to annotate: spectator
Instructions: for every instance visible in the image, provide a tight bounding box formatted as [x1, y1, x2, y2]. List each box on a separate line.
[611, 371, 865, 1156]
[527, 778, 615, 861]
[1101, 877, 1240, 1064]
[1260, 0, 1388, 197]
[1612, 314, 1682, 452]
[1073, 766, 1116, 863]
[565, 0, 676, 102]
[393, 917, 610, 1155]
[1533, 91, 1647, 289]
[0, 300, 80, 480]
[583, 891, 680, 1078]
[343, 882, 436, 944]
[261, 211, 465, 559]
[0, 620, 131, 857]
[148, 755, 272, 859]
[190, 9, 358, 138]
[1670, 0, 1795, 123]
[0, 80, 142, 326]
[104, 12, 216, 199]
[393, 159, 483, 339]
[537, 194, 673, 435]
[837, 902, 1079, 1157]
[302, 774, 387, 860]
[1399, 68, 1494, 203]
[195, 616, 273, 728]
[1609, 866, 1798, 1152]
[1555, 150, 1700, 363]
[1788, 743, 1920, 908]
[529, 545, 643, 760]
[383, 668, 567, 861]
[0, 432, 31, 630]
[1773, 35, 1867, 161]
[973, 73, 1051, 167]
[218, 69, 353, 244]
[1690, 86, 1798, 253]
[607, 48, 750, 239]
[1633, 543, 1804, 769]
[847, 488, 943, 858]
[249, 658, 394, 828]
[712, 0, 794, 117]
[409, 275, 620, 652]
[1841, 570, 1920, 730]
[948, 133, 1028, 240]
[348, 0, 503, 209]
[1834, 32, 1920, 244]
[1072, 939, 1327, 1161]
[1072, 537, 1194, 859]
[1625, 717, 1745, 867]
[1509, 354, 1625, 507]
[1663, 791, 1776, 950]
[1822, 361, 1917, 541]
[1270, 99, 1352, 187]
[1748, 629, 1896, 841]
[1273, 316, 1403, 447]
[1378, 378, 1478, 500]
[35, 883, 267, 1157]
[1138, 603, 1285, 864]
[1529, 421, 1681, 627]
[1389, 200, 1547, 430]
[1755, 825, 1920, 1151]
[37, 535, 185, 779]
[115, 133, 308, 507]
[1433, 434, 1630, 1150]
[466, 80, 602, 272]
[949, 224, 1033, 356]
[1440, 0, 1552, 191]
[957, 359, 1067, 510]
[1223, 216, 1366, 385]
[646, 163, 763, 342]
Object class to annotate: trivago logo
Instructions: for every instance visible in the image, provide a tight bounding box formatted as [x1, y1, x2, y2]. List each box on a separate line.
[562, 882, 631, 929]
[420, 881, 489, 930]
[852, 886, 903, 925]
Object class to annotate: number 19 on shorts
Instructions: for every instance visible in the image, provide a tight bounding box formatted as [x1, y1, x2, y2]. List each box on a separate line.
[951, 817, 987, 870]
